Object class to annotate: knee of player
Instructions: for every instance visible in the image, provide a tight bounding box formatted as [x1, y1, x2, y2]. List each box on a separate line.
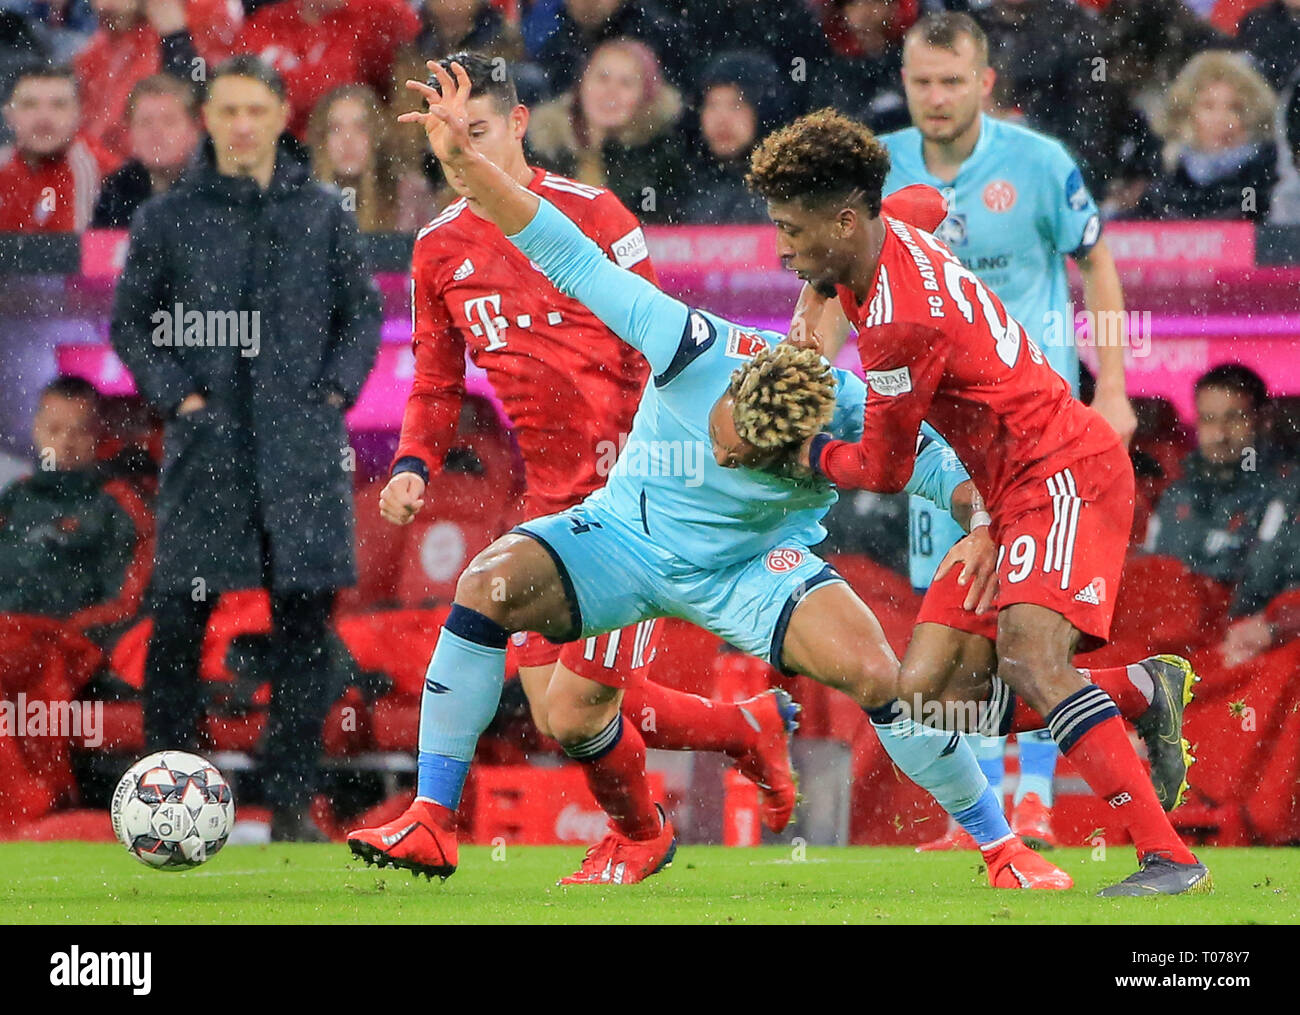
[546, 700, 591, 750]
[453, 554, 512, 617]
[898, 656, 944, 702]
[850, 653, 902, 710]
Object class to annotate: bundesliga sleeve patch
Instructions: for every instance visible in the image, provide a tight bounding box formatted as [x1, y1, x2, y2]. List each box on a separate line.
[1066, 167, 1092, 211]
[866, 367, 913, 397]
[611, 227, 649, 268]
[725, 329, 769, 359]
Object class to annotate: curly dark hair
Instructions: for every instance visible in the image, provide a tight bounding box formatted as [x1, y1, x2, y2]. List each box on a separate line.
[746, 108, 890, 216]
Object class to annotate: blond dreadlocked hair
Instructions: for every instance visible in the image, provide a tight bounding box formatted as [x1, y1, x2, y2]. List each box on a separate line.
[728, 344, 836, 451]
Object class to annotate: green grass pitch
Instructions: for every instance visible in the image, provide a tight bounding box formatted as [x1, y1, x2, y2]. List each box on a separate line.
[1, 844, 1296, 924]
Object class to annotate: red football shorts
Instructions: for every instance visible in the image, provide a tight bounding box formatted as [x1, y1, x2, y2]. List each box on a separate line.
[916, 565, 999, 641]
[513, 620, 662, 689]
[917, 445, 1134, 650]
[992, 445, 1134, 648]
[513, 630, 564, 669]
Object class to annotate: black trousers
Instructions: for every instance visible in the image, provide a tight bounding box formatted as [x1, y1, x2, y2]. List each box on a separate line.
[143, 587, 337, 817]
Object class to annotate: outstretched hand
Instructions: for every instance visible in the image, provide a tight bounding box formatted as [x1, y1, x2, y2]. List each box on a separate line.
[400, 60, 475, 165]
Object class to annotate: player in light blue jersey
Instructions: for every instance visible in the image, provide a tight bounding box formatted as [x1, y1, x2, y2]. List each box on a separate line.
[803, 12, 1138, 850]
[346, 60, 1075, 891]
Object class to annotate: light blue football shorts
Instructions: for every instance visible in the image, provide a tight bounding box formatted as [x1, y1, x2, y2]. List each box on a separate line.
[513, 500, 844, 671]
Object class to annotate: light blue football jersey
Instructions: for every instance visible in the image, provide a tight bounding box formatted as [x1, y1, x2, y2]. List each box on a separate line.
[508, 198, 967, 571]
[879, 114, 1101, 589]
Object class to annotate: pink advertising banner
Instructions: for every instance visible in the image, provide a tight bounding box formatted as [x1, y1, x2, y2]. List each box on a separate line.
[62, 222, 1299, 429]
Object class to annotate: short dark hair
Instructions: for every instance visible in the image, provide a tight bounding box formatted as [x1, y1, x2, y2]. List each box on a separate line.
[127, 73, 199, 121]
[205, 55, 286, 102]
[429, 51, 518, 114]
[1195, 364, 1269, 412]
[747, 108, 890, 216]
[6, 63, 78, 103]
[905, 12, 990, 67]
[42, 375, 101, 409]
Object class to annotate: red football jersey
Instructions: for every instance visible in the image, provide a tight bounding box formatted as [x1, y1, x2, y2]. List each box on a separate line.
[239, 0, 419, 135]
[0, 137, 117, 231]
[396, 167, 655, 520]
[814, 212, 1120, 516]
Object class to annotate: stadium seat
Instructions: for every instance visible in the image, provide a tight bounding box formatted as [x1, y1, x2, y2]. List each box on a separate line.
[338, 477, 412, 613]
[1078, 555, 1231, 668]
[467, 765, 666, 846]
[393, 466, 516, 608]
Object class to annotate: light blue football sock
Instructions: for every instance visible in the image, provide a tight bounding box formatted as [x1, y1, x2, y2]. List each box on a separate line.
[416, 605, 509, 809]
[970, 733, 1008, 800]
[868, 705, 1013, 848]
[1015, 728, 1059, 807]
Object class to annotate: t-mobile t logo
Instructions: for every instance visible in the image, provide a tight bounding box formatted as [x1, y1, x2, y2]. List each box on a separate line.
[464, 294, 509, 350]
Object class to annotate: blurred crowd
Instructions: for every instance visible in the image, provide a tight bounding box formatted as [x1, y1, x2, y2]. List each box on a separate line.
[2, 0, 1300, 232]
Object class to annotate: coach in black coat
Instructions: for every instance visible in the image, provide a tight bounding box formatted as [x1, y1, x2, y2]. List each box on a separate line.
[112, 130, 380, 592]
[110, 56, 381, 839]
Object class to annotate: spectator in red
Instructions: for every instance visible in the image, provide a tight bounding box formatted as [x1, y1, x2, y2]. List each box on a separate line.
[72, 0, 236, 159]
[0, 64, 117, 231]
[527, 36, 685, 222]
[238, 0, 419, 137]
[1237, 0, 1300, 90]
[1132, 50, 1278, 220]
[91, 73, 201, 228]
[306, 83, 396, 231]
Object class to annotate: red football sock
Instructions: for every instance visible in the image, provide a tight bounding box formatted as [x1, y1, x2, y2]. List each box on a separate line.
[1058, 714, 1195, 864]
[575, 716, 661, 841]
[621, 681, 758, 757]
[1078, 664, 1153, 721]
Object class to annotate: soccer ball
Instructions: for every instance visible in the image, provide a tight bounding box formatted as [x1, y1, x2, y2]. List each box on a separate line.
[110, 751, 235, 870]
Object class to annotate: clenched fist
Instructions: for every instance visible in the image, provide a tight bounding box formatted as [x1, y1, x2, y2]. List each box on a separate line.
[379, 472, 426, 525]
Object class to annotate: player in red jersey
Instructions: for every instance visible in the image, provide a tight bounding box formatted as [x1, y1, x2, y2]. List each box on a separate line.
[350, 54, 796, 884]
[746, 109, 1209, 897]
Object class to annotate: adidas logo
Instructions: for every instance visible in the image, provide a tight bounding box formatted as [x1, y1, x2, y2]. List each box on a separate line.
[1074, 578, 1105, 605]
[453, 258, 474, 280]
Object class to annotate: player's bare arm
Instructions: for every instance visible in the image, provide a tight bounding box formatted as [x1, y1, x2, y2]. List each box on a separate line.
[1077, 238, 1137, 445]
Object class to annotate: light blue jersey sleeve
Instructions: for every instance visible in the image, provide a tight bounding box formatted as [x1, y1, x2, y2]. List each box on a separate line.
[507, 198, 690, 377]
[909, 423, 968, 515]
[1040, 140, 1102, 258]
